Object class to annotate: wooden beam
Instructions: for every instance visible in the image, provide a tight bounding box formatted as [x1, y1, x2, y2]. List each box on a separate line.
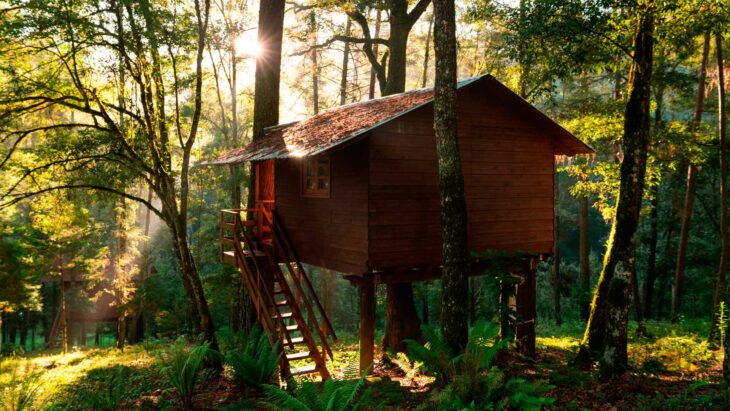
[515, 258, 537, 357]
[359, 279, 376, 375]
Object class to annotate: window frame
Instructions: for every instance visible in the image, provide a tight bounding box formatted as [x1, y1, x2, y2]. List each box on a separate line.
[300, 155, 331, 198]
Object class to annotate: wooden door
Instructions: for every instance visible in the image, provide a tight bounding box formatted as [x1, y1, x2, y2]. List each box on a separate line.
[256, 160, 275, 207]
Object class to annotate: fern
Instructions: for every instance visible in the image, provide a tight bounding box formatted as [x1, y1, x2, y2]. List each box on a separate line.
[225, 325, 281, 389]
[259, 370, 379, 411]
[158, 340, 211, 409]
[407, 321, 554, 410]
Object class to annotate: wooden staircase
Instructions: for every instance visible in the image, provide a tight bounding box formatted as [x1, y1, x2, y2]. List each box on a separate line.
[220, 205, 337, 380]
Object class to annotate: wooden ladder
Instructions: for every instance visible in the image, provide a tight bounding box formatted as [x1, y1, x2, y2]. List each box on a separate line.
[220, 207, 337, 380]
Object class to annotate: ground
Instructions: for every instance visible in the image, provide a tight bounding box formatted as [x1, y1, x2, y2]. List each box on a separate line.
[0, 320, 724, 410]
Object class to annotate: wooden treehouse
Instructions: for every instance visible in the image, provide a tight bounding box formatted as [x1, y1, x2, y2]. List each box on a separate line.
[209, 75, 592, 379]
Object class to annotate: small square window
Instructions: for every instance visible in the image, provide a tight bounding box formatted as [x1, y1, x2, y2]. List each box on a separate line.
[301, 155, 330, 198]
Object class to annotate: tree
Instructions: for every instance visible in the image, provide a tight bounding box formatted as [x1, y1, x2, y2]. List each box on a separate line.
[711, 32, 728, 345]
[0, 0, 218, 349]
[432, 0, 468, 354]
[582, 3, 655, 376]
[672, 32, 711, 322]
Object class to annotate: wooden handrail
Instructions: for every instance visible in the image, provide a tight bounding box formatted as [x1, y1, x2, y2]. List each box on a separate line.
[271, 210, 338, 343]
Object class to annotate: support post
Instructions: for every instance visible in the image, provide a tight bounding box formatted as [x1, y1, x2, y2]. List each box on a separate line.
[515, 258, 537, 357]
[359, 277, 375, 375]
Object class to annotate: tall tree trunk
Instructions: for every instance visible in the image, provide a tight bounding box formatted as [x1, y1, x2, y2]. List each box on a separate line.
[433, 0, 469, 354]
[579, 193, 591, 320]
[581, 7, 654, 371]
[368, 9, 382, 100]
[310, 11, 320, 114]
[60, 270, 68, 354]
[672, 33, 710, 322]
[339, 18, 351, 105]
[383, 283, 423, 351]
[249, 0, 285, 209]
[642, 184, 659, 319]
[421, 13, 433, 88]
[553, 170, 562, 325]
[712, 34, 727, 346]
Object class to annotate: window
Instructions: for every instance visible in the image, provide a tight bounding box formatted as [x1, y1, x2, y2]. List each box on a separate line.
[301, 155, 330, 198]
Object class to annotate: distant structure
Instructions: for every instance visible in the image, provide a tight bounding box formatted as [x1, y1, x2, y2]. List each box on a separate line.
[209, 75, 592, 379]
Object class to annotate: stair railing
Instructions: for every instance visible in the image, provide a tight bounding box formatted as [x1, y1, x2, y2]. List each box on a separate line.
[266, 210, 338, 359]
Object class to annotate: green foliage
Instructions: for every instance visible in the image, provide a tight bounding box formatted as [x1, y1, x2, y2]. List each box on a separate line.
[59, 365, 140, 411]
[635, 380, 724, 411]
[259, 371, 378, 411]
[0, 359, 42, 411]
[157, 339, 212, 409]
[225, 325, 281, 389]
[406, 322, 554, 411]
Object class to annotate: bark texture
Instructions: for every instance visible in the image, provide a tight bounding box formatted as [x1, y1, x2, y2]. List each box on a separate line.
[581, 8, 654, 369]
[433, 0, 469, 353]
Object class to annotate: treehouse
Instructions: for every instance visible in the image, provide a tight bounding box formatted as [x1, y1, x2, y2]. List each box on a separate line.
[208, 75, 592, 379]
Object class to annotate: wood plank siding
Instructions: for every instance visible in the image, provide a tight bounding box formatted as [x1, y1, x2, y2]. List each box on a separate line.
[274, 140, 370, 273]
[367, 82, 555, 271]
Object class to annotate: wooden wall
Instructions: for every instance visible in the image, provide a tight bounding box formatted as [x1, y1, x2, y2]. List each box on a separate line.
[275, 140, 369, 274]
[367, 82, 555, 270]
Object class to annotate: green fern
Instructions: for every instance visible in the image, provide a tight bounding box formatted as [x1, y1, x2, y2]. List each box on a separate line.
[406, 321, 554, 410]
[225, 325, 281, 388]
[259, 370, 378, 411]
[157, 340, 211, 409]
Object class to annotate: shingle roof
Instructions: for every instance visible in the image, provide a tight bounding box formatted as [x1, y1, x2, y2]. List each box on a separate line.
[204, 75, 592, 165]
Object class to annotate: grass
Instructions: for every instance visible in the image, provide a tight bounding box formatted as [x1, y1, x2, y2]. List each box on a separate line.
[0, 321, 725, 410]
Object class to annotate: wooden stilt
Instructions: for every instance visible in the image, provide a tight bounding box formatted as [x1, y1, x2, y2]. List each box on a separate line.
[515, 258, 537, 357]
[359, 278, 375, 375]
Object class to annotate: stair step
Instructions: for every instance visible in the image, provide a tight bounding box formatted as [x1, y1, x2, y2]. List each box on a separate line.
[275, 300, 288, 306]
[278, 324, 299, 332]
[283, 336, 305, 345]
[290, 364, 318, 376]
[273, 312, 293, 319]
[285, 351, 311, 361]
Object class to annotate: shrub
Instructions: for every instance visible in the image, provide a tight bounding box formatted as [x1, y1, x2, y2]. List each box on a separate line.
[405, 322, 554, 410]
[225, 325, 281, 389]
[158, 339, 212, 409]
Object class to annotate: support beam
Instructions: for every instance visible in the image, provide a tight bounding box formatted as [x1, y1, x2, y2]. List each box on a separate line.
[515, 258, 537, 357]
[359, 278, 376, 375]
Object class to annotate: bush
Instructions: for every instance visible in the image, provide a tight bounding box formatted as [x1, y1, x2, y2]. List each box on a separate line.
[157, 339, 212, 409]
[405, 322, 554, 410]
[225, 325, 281, 389]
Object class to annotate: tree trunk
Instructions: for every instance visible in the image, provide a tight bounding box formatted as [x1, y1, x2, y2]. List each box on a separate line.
[310, 10, 320, 114]
[20, 309, 29, 349]
[581, 8, 654, 371]
[433, 0, 469, 354]
[642, 185, 660, 319]
[368, 8, 382, 100]
[248, 0, 285, 208]
[579, 194, 591, 320]
[421, 13, 433, 88]
[672, 32, 710, 322]
[383, 283, 423, 352]
[339, 18, 351, 105]
[117, 315, 126, 350]
[712, 34, 727, 346]
[553, 170, 562, 325]
[61, 273, 68, 353]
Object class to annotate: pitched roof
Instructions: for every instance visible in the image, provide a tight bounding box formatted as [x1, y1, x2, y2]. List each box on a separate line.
[205, 75, 592, 165]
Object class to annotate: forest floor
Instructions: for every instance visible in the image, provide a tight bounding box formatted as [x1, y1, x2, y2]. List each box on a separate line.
[0, 320, 724, 410]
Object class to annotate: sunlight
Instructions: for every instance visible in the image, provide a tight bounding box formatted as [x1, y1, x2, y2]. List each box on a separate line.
[234, 35, 261, 58]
